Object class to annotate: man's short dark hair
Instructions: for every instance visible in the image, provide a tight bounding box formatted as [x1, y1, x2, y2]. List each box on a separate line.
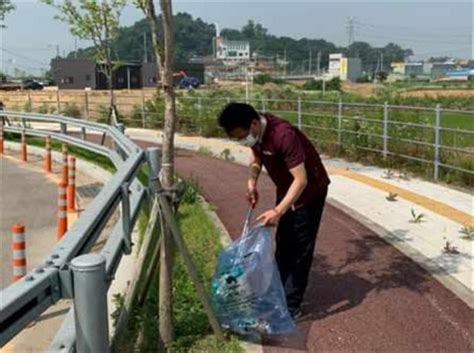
[218, 103, 259, 134]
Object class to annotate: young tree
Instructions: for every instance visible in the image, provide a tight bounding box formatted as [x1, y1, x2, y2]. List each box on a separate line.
[133, 0, 176, 349]
[42, 0, 126, 122]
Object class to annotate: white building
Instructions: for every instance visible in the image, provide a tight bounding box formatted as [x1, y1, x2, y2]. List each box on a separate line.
[213, 24, 250, 62]
[328, 53, 361, 81]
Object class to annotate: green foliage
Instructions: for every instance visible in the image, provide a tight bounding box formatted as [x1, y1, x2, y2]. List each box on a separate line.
[181, 178, 200, 205]
[66, 12, 411, 74]
[303, 77, 341, 91]
[0, 0, 14, 27]
[459, 225, 474, 240]
[134, 187, 242, 352]
[254, 74, 287, 85]
[42, 0, 125, 86]
[219, 148, 235, 162]
[61, 103, 82, 118]
[197, 146, 214, 157]
[23, 101, 33, 113]
[410, 208, 425, 223]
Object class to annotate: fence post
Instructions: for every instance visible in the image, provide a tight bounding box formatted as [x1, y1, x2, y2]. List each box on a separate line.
[141, 89, 146, 129]
[147, 147, 161, 198]
[71, 254, 110, 353]
[56, 90, 61, 113]
[297, 96, 302, 130]
[121, 182, 132, 255]
[337, 99, 343, 148]
[84, 91, 89, 120]
[21, 130, 27, 162]
[383, 101, 389, 160]
[198, 96, 202, 120]
[27, 91, 32, 111]
[434, 104, 441, 181]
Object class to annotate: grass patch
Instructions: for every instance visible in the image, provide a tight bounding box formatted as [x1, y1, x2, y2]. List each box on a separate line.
[3, 132, 116, 172]
[130, 181, 242, 353]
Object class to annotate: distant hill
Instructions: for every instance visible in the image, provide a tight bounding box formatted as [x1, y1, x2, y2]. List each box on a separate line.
[68, 12, 412, 74]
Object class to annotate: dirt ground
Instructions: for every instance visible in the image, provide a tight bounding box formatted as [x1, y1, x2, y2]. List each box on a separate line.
[399, 89, 474, 98]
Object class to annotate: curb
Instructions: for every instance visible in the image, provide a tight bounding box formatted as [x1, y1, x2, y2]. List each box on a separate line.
[327, 197, 474, 309]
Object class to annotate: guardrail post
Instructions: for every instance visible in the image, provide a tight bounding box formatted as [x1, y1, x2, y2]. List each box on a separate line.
[45, 135, 52, 173]
[121, 182, 132, 255]
[383, 101, 389, 160]
[297, 96, 302, 130]
[60, 122, 67, 135]
[71, 254, 110, 353]
[81, 127, 87, 141]
[0, 123, 4, 155]
[337, 99, 343, 148]
[21, 130, 27, 162]
[141, 89, 146, 129]
[147, 147, 161, 196]
[434, 104, 441, 181]
[56, 90, 61, 113]
[84, 91, 89, 120]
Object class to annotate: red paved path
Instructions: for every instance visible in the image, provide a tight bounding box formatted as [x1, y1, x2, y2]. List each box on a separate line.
[133, 141, 474, 353]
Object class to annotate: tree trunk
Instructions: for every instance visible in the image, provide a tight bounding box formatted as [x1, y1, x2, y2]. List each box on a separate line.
[142, 0, 176, 349]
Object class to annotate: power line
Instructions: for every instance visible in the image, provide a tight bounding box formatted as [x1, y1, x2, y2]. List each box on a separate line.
[1, 48, 50, 67]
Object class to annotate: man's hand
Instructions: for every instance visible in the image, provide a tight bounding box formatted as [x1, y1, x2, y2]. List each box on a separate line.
[247, 180, 259, 207]
[257, 208, 282, 226]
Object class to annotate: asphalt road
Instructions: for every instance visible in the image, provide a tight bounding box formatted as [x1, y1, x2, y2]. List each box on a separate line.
[0, 156, 57, 289]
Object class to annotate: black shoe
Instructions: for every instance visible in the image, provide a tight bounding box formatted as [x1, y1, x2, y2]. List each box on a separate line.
[289, 308, 302, 321]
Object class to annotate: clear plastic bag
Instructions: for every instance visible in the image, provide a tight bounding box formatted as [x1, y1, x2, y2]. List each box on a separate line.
[211, 225, 295, 335]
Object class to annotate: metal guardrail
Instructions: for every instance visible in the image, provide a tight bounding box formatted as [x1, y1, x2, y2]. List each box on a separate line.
[0, 111, 156, 352]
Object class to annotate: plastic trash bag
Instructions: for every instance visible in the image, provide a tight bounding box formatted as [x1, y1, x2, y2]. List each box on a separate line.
[211, 225, 295, 335]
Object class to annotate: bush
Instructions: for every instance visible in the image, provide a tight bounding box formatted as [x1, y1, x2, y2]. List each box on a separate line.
[356, 75, 371, 83]
[303, 77, 341, 91]
[61, 103, 82, 118]
[253, 74, 287, 85]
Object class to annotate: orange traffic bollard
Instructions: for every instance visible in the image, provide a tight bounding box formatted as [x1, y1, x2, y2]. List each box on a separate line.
[0, 124, 4, 155]
[56, 181, 68, 240]
[67, 156, 76, 212]
[62, 143, 68, 186]
[11, 224, 27, 282]
[21, 130, 27, 162]
[45, 135, 52, 173]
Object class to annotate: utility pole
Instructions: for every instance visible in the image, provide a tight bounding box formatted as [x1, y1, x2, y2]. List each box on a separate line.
[284, 49, 287, 77]
[308, 49, 312, 75]
[381, 52, 384, 73]
[143, 32, 148, 63]
[317, 51, 321, 77]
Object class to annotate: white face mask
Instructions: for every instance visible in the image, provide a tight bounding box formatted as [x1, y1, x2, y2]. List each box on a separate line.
[239, 133, 258, 147]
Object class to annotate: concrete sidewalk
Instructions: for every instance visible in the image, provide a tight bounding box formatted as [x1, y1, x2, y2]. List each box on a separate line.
[126, 127, 474, 308]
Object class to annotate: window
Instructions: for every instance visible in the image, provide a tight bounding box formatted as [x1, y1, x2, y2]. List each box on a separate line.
[63, 77, 74, 84]
[118, 77, 124, 84]
[85, 74, 91, 81]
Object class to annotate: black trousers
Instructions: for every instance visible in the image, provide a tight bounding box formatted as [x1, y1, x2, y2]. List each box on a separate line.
[275, 189, 327, 312]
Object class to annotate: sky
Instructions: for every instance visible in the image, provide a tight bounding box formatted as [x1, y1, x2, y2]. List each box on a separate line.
[0, 0, 472, 75]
